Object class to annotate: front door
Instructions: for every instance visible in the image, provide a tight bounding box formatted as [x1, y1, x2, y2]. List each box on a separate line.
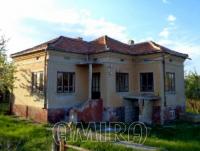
[92, 72, 100, 99]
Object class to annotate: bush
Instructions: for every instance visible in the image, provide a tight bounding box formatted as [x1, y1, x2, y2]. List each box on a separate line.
[185, 71, 200, 100]
[186, 100, 200, 114]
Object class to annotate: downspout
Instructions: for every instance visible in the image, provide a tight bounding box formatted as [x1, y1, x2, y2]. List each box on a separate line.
[87, 53, 92, 100]
[161, 53, 166, 124]
[43, 48, 47, 109]
[162, 53, 166, 106]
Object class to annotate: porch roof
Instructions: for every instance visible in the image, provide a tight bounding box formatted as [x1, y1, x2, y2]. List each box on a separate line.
[123, 93, 160, 101]
[76, 60, 103, 65]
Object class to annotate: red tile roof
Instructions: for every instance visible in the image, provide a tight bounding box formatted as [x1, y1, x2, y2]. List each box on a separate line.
[11, 35, 188, 58]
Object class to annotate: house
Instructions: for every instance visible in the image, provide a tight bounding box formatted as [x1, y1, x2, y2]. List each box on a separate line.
[11, 35, 188, 124]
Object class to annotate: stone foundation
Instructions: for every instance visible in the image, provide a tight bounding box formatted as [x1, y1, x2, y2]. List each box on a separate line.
[12, 103, 185, 124]
[12, 104, 48, 123]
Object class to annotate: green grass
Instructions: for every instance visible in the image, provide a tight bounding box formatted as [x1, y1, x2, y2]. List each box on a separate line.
[0, 102, 52, 151]
[0, 101, 200, 151]
[66, 121, 200, 151]
[0, 115, 52, 151]
[0, 102, 9, 114]
[144, 121, 200, 151]
[68, 141, 142, 151]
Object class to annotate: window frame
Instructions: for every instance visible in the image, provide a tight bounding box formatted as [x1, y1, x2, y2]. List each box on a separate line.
[165, 72, 175, 92]
[140, 72, 154, 92]
[57, 72, 75, 93]
[116, 72, 129, 92]
[92, 72, 100, 92]
[31, 71, 44, 94]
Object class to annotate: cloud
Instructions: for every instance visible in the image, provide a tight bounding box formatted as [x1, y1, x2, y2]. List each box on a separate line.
[161, 38, 200, 72]
[167, 15, 176, 22]
[0, 0, 129, 56]
[159, 28, 170, 38]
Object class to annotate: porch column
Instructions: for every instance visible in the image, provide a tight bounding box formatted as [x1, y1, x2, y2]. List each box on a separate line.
[88, 63, 92, 100]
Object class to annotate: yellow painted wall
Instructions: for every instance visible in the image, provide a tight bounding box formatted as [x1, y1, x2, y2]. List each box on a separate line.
[12, 51, 46, 108]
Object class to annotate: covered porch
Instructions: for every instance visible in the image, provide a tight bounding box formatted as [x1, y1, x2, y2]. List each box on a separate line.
[70, 61, 104, 122]
[76, 60, 103, 100]
[124, 93, 160, 124]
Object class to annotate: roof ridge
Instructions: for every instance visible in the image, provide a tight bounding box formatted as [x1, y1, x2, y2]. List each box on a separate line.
[148, 41, 161, 50]
[105, 35, 129, 46]
[61, 35, 88, 43]
[11, 35, 188, 59]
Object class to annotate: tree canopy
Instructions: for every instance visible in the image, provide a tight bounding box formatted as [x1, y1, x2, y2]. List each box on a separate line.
[0, 35, 15, 92]
[185, 71, 200, 100]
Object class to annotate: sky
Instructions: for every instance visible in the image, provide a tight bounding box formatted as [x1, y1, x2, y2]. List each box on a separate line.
[0, 0, 200, 73]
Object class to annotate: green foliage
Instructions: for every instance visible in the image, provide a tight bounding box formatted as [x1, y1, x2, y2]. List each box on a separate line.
[186, 100, 200, 114]
[185, 71, 200, 100]
[0, 34, 15, 92]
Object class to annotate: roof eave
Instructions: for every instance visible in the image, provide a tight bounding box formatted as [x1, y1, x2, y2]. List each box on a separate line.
[11, 47, 47, 58]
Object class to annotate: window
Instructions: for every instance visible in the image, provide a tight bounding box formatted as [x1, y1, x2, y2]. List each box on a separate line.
[31, 71, 44, 93]
[57, 72, 75, 93]
[92, 73, 101, 99]
[169, 110, 176, 120]
[165, 72, 175, 92]
[116, 72, 129, 92]
[92, 73, 100, 92]
[140, 72, 154, 92]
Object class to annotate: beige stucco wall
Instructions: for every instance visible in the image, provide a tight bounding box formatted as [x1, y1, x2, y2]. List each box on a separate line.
[165, 55, 186, 107]
[12, 49, 186, 112]
[46, 51, 89, 109]
[12, 51, 46, 108]
[46, 51, 186, 109]
[94, 53, 164, 108]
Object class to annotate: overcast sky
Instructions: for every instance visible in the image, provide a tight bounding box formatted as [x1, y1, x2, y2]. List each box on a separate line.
[0, 0, 200, 73]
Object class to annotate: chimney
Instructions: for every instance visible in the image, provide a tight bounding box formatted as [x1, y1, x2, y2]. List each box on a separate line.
[128, 40, 134, 46]
[77, 37, 83, 41]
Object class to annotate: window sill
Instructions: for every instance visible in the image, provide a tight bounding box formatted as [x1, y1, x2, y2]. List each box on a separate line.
[166, 91, 176, 95]
[140, 91, 154, 93]
[116, 91, 130, 96]
[116, 91, 129, 93]
[56, 92, 75, 96]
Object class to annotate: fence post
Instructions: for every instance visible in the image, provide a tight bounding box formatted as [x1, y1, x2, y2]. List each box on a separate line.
[51, 141, 59, 151]
[59, 140, 65, 151]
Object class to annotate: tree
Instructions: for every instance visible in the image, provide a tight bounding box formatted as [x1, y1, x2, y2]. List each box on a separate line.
[185, 70, 200, 100]
[0, 34, 15, 93]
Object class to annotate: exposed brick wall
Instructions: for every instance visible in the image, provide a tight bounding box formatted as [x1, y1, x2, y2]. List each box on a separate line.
[27, 106, 48, 122]
[12, 104, 27, 117]
[12, 104, 48, 123]
[152, 106, 161, 124]
[77, 99, 103, 123]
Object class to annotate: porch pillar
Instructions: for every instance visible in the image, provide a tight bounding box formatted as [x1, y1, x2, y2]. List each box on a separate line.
[88, 63, 92, 100]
